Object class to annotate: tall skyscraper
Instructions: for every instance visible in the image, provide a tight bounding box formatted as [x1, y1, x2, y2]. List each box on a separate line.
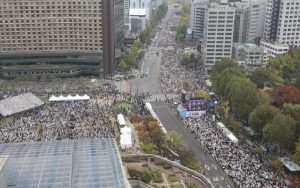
[231, 1, 249, 43]
[124, 0, 130, 26]
[263, 0, 281, 41]
[130, 0, 152, 20]
[0, 0, 124, 78]
[264, 0, 300, 47]
[202, 2, 235, 71]
[190, 0, 209, 40]
[276, 0, 300, 47]
[246, 0, 266, 44]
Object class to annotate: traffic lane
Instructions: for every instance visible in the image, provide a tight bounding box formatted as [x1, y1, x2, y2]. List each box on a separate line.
[151, 102, 234, 188]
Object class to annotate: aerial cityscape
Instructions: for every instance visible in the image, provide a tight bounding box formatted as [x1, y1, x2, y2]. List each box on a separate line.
[0, 0, 300, 187]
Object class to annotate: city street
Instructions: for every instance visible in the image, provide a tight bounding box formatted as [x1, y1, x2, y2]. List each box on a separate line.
[151, 101, 235, 188]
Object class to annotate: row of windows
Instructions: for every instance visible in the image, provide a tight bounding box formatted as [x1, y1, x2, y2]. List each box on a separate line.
[1, 39, 103, 43]
[0, 18, 101, 23]
[0, 14, 101, 18]
[0, 47, 102, 52]
[1, 1, 101, 6]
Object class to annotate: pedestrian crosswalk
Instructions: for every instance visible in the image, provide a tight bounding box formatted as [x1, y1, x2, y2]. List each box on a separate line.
[143, 93, 179, 103]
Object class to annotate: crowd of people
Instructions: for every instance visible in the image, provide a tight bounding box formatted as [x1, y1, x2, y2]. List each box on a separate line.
[184, 115, 287, 187]
[0, 88, 143, 143]
[154, 5, 288, 187]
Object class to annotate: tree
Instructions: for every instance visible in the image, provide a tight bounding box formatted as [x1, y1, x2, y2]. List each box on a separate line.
[258, 91, 271, 105]
[214, 67, 243, 97]
[271, 85, 300, 105]
[263, 113, 296, 149]
[250, 68, 271, 88]
[118, 59, 127, 72]
[181, 3, 191, 16]
[140, 143, 159, 154]
[181, 53, 190, 64]
[178, 149, 202, 172]
[294, 138, 300, 165]
[211, 58, 238, 83]
[194, 89, 209, 99]
[249, 105, 280, 134]
[165, 131, 186, 153]
[226, 77, 259, 120]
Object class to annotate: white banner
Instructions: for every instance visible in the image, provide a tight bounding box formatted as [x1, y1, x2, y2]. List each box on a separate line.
[189, 111, 206, 117]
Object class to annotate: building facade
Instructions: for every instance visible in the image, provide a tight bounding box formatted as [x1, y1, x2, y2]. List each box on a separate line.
[129, 9, 147, 32]
[263, 0, 281, 41]
[124, 0, 130, 27]
[233, 43, 262, 68]
[246, 0, 266, 44]
[190, 0, 209, 39]
[202, 3, 235, 71]
[276, 0, 300, 47]
[230, 1, 249, 43]
[260, 40, 289, 58]
[130, 0, 152, 20]
[0, 0, 123, 78]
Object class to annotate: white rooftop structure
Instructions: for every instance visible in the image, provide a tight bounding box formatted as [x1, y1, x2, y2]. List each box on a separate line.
[0, 93, 44, 117]
[49, 94, 90, 102]
[279, 157, 300, 172]
[217, 122, 239, 144]
[117, 114, 126, 127]
[129, 8, 146, 16]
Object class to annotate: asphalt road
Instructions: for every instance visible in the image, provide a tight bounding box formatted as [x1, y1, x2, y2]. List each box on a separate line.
[151, 102, 235, 188]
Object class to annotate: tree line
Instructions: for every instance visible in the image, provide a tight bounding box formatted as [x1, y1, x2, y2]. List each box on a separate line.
[211, 51, 300, 165]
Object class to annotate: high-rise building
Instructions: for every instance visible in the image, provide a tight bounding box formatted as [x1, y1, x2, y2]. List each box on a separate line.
[124, 0, 130, 26]
[130, 0, 152, 20]
[0, 0, 124, 78]
[276, 0, 300, 47]
[202, 2, 235, 71]
[190, 0, 209, 40]
[264, 0, 300, 47]
[263, 0, 281, 41]
[230, 1, 249, 43]
[246, 0, 266, 44]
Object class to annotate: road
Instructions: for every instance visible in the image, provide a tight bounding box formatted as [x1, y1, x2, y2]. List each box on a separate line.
[151, 102, 235, 188]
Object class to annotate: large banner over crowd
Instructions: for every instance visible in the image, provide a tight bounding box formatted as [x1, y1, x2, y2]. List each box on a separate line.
[187, 99, 207, 111]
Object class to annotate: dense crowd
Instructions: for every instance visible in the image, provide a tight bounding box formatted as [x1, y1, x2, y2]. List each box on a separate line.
[156, 8, 207, 94]
[184, 115, 287, 187]
[154, 4, 288, 187]
[0, 89, 142, 143]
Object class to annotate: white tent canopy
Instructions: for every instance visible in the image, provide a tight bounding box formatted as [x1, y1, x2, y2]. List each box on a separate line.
[217, 122, 239, 144]
[117, 114, 126, 127]
[227, 133, 238, 144]
[120, 126, 132, 134]
[49, 94, 90, 102]
[120, 133, 132, 149]
[145, 102, 167, 134]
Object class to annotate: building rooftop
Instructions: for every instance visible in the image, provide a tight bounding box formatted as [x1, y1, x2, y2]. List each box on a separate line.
[236, 43, 261, 52]
[129, 9, 146, 16]
[260, 40, 289, 48]
[0, 139, 128, 188]
[0, 93, 44, 117]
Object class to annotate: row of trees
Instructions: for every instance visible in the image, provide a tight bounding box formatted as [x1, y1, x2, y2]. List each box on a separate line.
[211, 58, 300, 162]
[119, 39, 142, 71]
[132, 115, 201, 172]
[175, 3, 190, 41]
[249, 48, 300, 89]
[139, 2, 168, 45]
[181, 52, 200, 68]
